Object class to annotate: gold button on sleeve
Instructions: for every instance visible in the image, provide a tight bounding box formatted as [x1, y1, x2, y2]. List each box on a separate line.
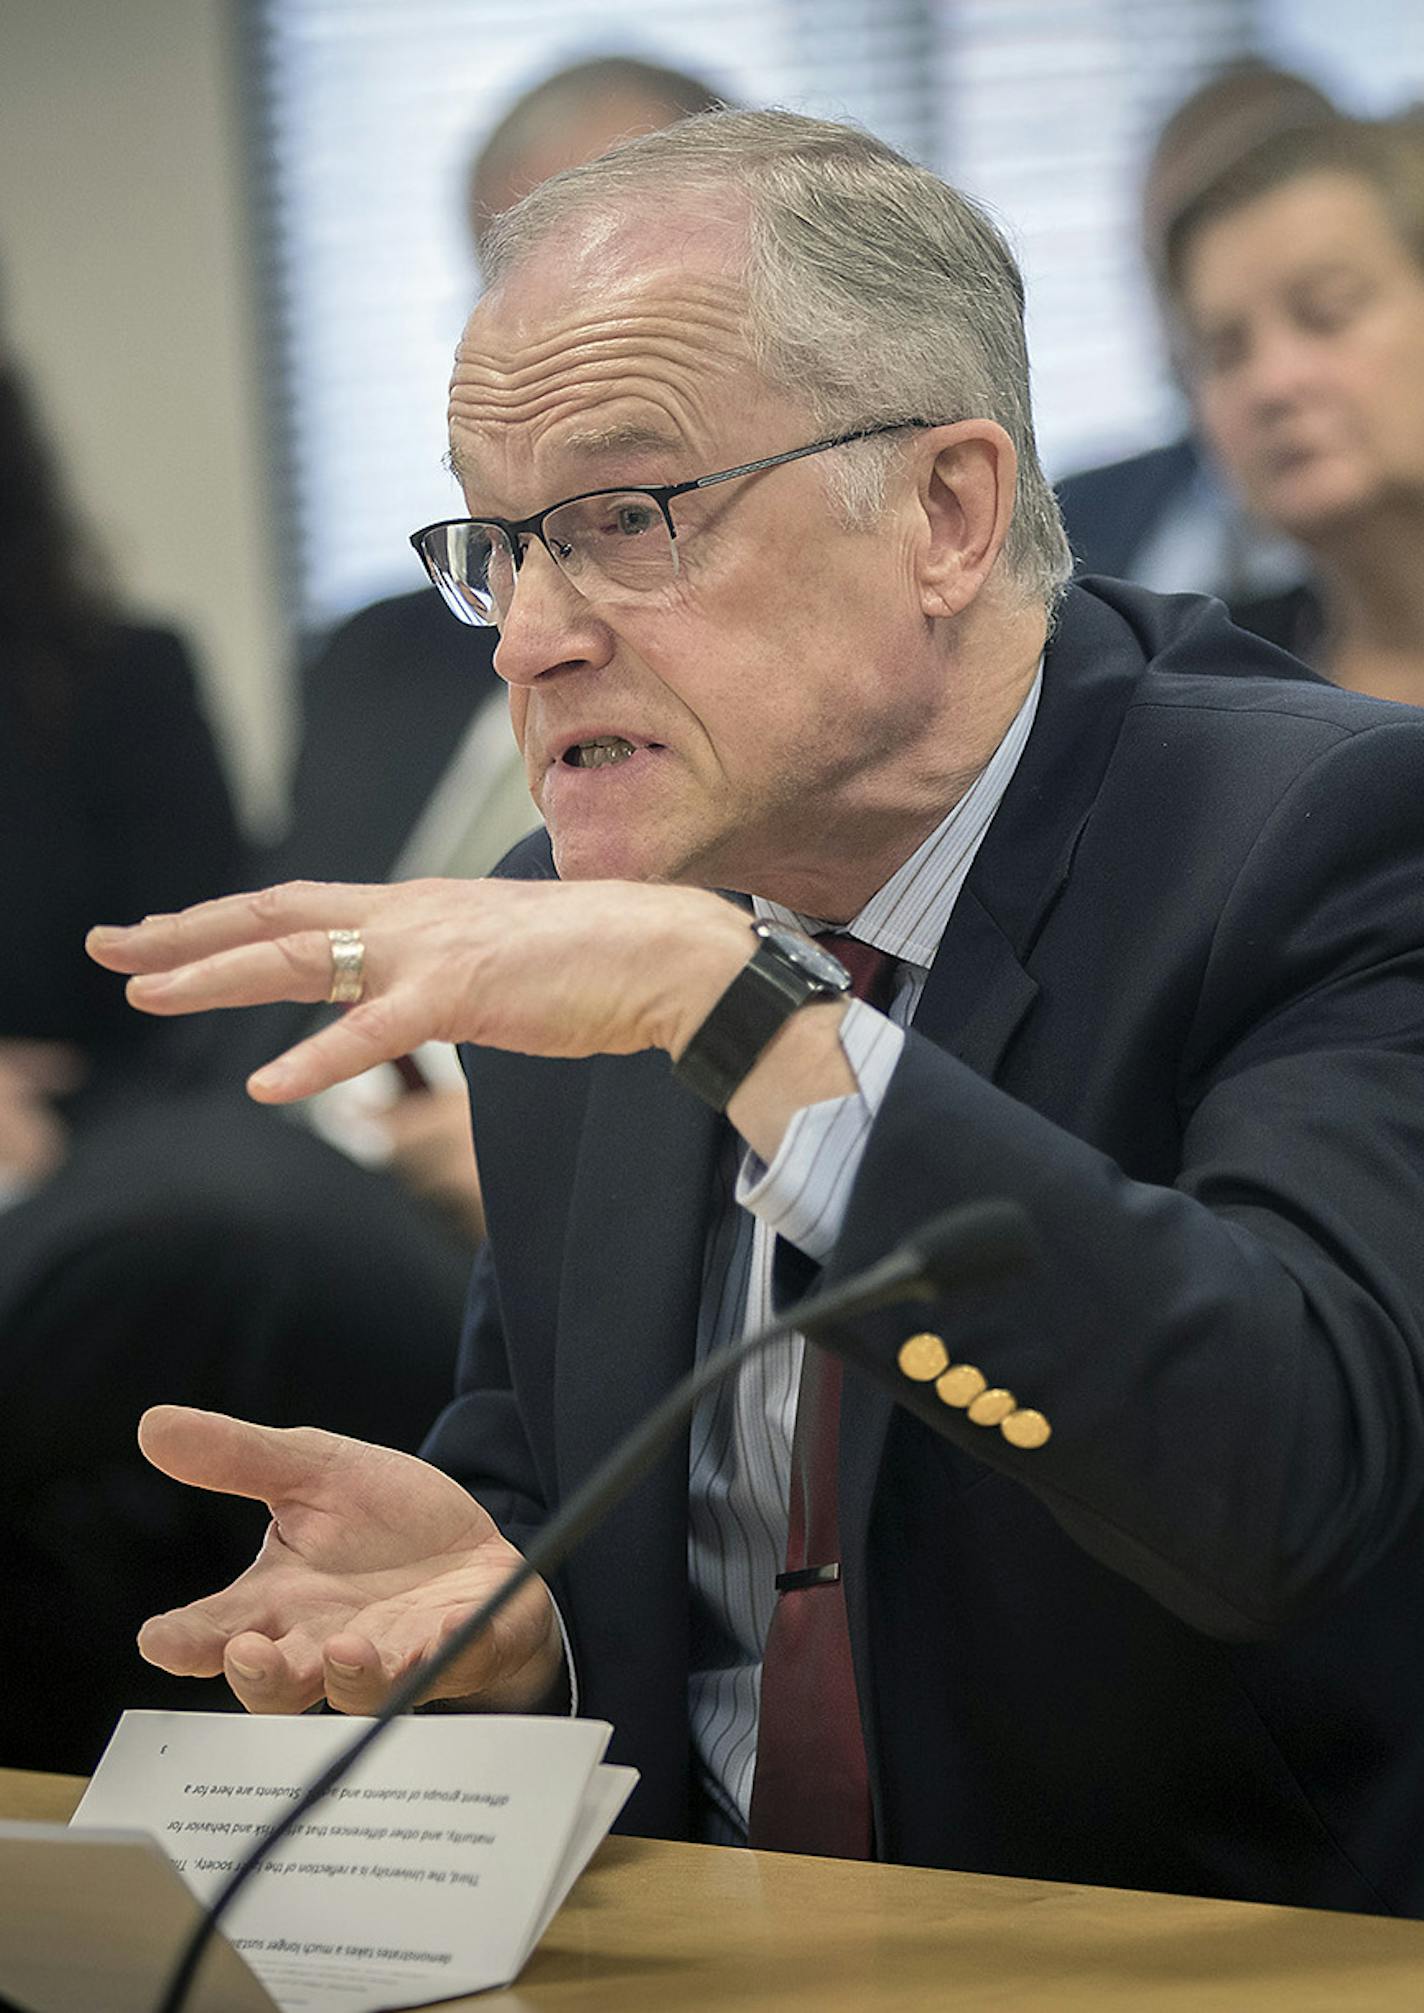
[898, 1333, 949, 1382]
[935, 1363, 986, 1409]
[967, 1387, 1017, 1428]
[1001, 1408, 1052, 1449]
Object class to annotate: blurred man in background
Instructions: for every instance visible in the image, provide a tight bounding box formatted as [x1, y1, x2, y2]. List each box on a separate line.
[280, 56, 729, 1217]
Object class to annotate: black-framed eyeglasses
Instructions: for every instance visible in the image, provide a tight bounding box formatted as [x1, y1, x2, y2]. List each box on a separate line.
[409, 418, 943, 627]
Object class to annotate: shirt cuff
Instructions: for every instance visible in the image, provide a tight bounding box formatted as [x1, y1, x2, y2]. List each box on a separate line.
[550, 1593, 579, 1717]
[736, 999, 904, 1261]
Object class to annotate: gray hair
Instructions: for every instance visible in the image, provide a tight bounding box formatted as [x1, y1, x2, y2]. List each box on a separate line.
[483, 110, 1072, 606]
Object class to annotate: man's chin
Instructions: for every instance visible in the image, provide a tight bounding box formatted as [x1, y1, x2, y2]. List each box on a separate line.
[548, 826, 692, 886]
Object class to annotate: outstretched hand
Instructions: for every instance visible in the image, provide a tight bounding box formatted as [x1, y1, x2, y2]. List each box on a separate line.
[136, 1406, 563, 1716]
[86, 876, 747, 1105]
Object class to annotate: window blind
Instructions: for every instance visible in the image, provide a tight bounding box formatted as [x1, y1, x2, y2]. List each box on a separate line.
[244, 0, 1424, 633]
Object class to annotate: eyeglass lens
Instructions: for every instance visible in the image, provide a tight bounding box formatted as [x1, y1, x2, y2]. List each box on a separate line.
[418, 492, 679, 626]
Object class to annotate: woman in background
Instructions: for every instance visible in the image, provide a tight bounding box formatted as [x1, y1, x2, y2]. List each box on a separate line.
[0, 280, 258, 1763]
[0, 277, 470, 1775]
[1165, 115, 1424, 705]
[0, 281, 245, 1194]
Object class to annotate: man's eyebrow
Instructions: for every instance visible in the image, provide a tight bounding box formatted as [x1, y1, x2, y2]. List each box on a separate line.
[558, 421, 687, 458]
[443, 421, 688, 498]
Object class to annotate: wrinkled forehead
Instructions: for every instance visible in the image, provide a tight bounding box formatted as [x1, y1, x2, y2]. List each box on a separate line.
[448, 211, 775, 502]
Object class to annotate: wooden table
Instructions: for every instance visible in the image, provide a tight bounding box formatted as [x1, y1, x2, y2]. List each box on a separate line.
[6, 1767, 1424, 2010]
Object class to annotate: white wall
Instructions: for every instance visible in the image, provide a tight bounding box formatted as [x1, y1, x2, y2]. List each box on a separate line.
[0, 0, 287, 828]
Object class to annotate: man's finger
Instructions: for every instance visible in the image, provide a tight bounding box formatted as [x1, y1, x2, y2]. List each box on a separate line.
[138, 1582, 290, 1677]
[86, 881, 379, 975]
[138, 1405, 346, 1505]
[123, 931, 337, 1017]
[224, 1631, 327, 1716]
[138, 1606, 235, 1678]
[246, 994, 429, 1104]
[321, 1633, 407, 1715]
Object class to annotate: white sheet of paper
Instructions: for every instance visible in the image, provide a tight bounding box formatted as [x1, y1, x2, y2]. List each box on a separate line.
[68, 1710, 636, 2012]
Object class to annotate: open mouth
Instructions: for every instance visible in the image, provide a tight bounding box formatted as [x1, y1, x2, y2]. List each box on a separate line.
[563, 736, 645, 769]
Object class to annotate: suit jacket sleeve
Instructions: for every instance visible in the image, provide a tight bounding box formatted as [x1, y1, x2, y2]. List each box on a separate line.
[827, 711, 1424, 1643]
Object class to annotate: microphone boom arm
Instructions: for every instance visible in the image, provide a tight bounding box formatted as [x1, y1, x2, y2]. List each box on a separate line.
[156, 1196, 1032, 2013]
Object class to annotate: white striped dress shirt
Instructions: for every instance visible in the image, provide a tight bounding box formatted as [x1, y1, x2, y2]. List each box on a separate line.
[686, 667, 1042, 1841]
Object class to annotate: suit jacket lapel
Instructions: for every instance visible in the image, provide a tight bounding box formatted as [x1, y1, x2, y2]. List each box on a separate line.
[542, 1051, 719, 1831]
[839, 586, 1152, 1653]
[554, 1048, 723, 1501]
[910, 886, 1040, 1075]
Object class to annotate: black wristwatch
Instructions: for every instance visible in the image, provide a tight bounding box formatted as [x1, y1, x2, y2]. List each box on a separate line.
[672, 920, 852, 1112]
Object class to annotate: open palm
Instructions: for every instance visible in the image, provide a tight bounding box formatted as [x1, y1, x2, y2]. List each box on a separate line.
[136, 1406, 562, 1715]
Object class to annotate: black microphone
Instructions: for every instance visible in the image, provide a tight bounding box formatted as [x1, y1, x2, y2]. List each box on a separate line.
[155, 1197, 1033, 2013]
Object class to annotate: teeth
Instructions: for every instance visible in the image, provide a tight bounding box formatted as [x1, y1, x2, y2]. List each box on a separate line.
[570, 737, 636, 768]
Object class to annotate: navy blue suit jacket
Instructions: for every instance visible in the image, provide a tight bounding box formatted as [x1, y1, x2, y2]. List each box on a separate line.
[425, 580, 1424, 1914]
[1056, 436, 1201, 581]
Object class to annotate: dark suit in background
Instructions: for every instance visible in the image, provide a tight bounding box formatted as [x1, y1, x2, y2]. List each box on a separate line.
[1056, 434, 1306, 608]
[278, 586, 498, 886]
[1055, 435, 1202, 582]
[0, 622, 244, 1100]
[425, 580, 1424, 1915]
[225, 586, 504, 1073]
[1055, 442, 1325, 670]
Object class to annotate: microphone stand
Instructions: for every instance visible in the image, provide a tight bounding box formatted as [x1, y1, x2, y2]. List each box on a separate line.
[155, 1197, 1031, 2013]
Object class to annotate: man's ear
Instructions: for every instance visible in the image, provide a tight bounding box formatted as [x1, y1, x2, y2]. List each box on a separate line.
[912, 421, 1018, 618]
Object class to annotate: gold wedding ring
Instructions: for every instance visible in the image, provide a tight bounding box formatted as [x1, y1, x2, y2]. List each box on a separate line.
[327, 928, 366, 1005]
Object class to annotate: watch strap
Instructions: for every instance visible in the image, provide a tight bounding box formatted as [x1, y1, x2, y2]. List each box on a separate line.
[673, 926, 850, 1112]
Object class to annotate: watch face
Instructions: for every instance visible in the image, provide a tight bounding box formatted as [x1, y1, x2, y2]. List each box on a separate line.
[754, 923, 852, 989]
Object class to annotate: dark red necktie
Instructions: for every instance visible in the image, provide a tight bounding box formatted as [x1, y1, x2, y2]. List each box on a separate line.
[747, 933, 896, 1859]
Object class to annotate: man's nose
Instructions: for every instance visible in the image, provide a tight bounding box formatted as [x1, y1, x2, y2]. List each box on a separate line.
[492, 540, 613, 688]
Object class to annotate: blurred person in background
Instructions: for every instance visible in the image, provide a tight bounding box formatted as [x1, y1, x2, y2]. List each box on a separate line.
[0, 273, 244, 1199]
[0, 271, 279, 1761]
[469, 52, 727, 242]
[282, 53, 730, 1214]
[0, 54, 730, 1776]
[1164, 113, 1424, 704]
[1057, 60, 1336, 598]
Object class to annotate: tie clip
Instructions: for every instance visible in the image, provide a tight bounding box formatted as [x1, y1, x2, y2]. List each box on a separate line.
[774, 1562, 841, 1593]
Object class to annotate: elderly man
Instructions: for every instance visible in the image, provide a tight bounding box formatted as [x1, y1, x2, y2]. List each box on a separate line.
[91, 112, 1424, 1916]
